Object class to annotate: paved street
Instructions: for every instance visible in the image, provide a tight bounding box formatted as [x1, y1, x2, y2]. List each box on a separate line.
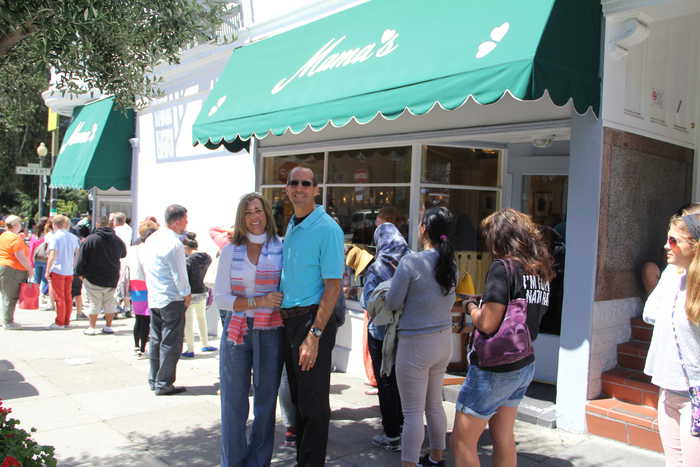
[1, 308, 664, 466]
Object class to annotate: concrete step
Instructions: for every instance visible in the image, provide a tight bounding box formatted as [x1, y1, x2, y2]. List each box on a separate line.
[601, 368, 659, 408]
[443, 379, 556, 428]
[630, 318, 653, 343]
[586, 398, 662, 453]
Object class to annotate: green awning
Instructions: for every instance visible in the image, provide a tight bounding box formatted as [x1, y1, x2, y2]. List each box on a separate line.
[51, 97, 134, 190]
[192, 0, 601, 145]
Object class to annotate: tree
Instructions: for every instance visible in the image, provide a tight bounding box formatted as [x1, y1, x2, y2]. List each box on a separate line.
[0, 0, 232, 131]
[0, 0, 234, 218]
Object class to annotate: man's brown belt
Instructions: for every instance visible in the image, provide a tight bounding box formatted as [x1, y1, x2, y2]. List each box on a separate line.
[280, 305, 317, 320]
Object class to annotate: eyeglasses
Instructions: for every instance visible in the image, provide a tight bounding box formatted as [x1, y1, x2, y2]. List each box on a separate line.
[668, 236, 680, 248]
[287, 179, 313, 187]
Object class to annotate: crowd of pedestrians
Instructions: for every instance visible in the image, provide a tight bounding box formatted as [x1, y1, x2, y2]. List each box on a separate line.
[1, 174, 699, 466]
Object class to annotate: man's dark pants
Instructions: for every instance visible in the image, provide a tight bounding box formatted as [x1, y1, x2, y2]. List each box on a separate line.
[149, 300, 186, 391]
[283, 306, 337, 467]
[367, 332, 404, 438]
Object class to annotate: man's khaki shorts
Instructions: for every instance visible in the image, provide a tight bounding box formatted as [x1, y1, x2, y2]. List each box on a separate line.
[84, 279, 117, 316]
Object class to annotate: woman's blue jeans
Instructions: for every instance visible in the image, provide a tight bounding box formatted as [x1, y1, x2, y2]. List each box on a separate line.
[33, 261, 48, 295]
[220, 316, 283, 467]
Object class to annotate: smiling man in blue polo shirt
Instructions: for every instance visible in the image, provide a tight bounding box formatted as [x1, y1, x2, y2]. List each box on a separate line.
[280, 166, 344, 467]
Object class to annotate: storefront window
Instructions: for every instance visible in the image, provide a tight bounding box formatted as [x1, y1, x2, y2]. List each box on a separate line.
[422, 146, 500, 187]
[326, 187, 410, 244]
[261, 187, 322, 236]
[262, 153, 324, 185]
[522, 175, 568, 335]
[420, 188, 497, 294]
[327, 146, 411, 184]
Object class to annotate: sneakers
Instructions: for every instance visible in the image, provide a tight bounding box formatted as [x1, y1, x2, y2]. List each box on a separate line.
[371, 434, 401, 452]
[417, 454, 445, 466]
[84, 327, 101, 336]
[284, 427, 297, 447]
[48, 323, 64, 330]
[181, 351, 195, 358]
[201, 346, 218, 352]
[3, 322, 22, 330]
[101, 326, 114, 334]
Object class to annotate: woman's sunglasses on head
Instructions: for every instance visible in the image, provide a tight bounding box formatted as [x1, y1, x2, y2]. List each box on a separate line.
[287, 179, 313, 187]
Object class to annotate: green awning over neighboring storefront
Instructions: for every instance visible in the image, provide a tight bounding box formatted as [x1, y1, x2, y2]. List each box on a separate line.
[192, 0, 601, 144]
[51, 97, 134, 190]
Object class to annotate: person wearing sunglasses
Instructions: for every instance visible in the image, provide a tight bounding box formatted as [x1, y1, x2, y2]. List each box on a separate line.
[643, 204, 700, 465]
[279, 166, 344, 466]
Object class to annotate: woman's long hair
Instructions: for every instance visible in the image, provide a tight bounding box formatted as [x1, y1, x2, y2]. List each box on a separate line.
[34, 217, 48, 236]
[481, 208, 555, 282]
[422, 207, 456, 295]
[670, 204, 700, 323]
[232, 193, 277, 246]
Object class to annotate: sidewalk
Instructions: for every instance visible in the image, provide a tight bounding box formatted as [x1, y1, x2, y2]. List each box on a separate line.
[1, 308, 664, 466]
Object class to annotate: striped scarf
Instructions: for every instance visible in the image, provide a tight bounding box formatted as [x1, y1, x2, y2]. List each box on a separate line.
[227, 237, 283, 344]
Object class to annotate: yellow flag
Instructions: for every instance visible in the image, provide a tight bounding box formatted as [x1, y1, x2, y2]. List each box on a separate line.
[47, 109, 58, 132]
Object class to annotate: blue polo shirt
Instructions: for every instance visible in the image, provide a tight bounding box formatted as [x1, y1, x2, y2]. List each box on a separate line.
[281, 205, 344, 308]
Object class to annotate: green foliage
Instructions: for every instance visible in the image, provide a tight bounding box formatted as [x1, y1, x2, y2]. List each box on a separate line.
[0, 0, 231, 131]
[0, 399, 57, 467]
[0, 0, 233, 215]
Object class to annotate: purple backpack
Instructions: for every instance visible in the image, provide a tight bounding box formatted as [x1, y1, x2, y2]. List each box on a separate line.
[472, 259, 533, 368]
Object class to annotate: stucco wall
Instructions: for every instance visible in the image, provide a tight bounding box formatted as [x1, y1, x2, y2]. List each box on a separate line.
[586, 127, 693, 399]
[596, 127, 693, 301]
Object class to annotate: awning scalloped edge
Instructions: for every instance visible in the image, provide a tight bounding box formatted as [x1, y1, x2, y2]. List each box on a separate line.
[195, 87, 598, 146]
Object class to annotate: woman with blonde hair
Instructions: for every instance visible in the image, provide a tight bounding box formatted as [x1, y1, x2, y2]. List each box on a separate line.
[643, 204, 700, 465]
[452, 208, 554, 467]
[215, 192, 284, 467]
[0, 215, 32, 329]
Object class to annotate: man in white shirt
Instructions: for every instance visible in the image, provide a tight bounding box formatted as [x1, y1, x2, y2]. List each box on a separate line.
[112, 212, 133, 247]
[143, 205, 192, 395]
[112, 212, 132, 317]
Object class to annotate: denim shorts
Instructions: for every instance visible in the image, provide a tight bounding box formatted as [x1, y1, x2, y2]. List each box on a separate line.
[455, 361, 535, 419]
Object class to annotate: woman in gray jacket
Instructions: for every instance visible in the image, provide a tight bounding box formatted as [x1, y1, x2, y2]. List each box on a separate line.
[643, 204, 700, 465]
[385, 206, 456, 467]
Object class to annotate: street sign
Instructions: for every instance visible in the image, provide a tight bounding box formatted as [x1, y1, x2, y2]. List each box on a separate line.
[16, 166, 51, 176]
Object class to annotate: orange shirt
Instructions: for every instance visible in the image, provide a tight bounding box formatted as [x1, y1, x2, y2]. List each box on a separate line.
[0, 231, 29, 271]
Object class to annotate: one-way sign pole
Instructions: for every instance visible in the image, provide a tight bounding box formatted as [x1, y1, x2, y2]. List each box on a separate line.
[16, 165, 51, 219]
[16, 166, 51, 176]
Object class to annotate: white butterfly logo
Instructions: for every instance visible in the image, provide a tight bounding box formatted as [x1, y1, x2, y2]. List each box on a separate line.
[476, 22, 510, 59]
[208, 95, 228, 117]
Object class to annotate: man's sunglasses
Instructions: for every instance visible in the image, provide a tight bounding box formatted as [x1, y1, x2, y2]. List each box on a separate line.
[287, 179, 313, 187]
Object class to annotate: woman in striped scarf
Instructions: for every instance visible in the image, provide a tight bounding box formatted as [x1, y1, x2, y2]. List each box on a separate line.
[215, 193, 284, 467]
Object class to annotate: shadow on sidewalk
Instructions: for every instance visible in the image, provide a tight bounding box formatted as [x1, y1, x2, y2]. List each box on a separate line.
[59, 423, 221, 467]
[475, 431, 575, 467]
[0, 360, 39, 400]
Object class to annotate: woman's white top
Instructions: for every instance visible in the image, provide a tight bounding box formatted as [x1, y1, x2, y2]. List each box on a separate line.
[643, 264, 700, 390]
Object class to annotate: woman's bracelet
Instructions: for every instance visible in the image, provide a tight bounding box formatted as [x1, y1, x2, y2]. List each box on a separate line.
[247, 297, 257, 309]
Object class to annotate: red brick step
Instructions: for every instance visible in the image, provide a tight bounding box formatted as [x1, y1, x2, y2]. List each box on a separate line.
[586, 398, 662, 453]
[601, 367, 659, 408]
[617, 340, 650, 371]
[631, 318, 653, 343]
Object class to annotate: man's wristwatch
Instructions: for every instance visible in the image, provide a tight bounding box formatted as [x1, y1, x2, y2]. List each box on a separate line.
[309, 327, 323, 338]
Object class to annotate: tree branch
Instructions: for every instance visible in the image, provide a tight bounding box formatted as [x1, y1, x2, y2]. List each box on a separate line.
[0, 22, 37, 58]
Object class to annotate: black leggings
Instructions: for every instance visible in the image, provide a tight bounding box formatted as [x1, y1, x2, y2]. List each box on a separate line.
[134, 315, 150, 352]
